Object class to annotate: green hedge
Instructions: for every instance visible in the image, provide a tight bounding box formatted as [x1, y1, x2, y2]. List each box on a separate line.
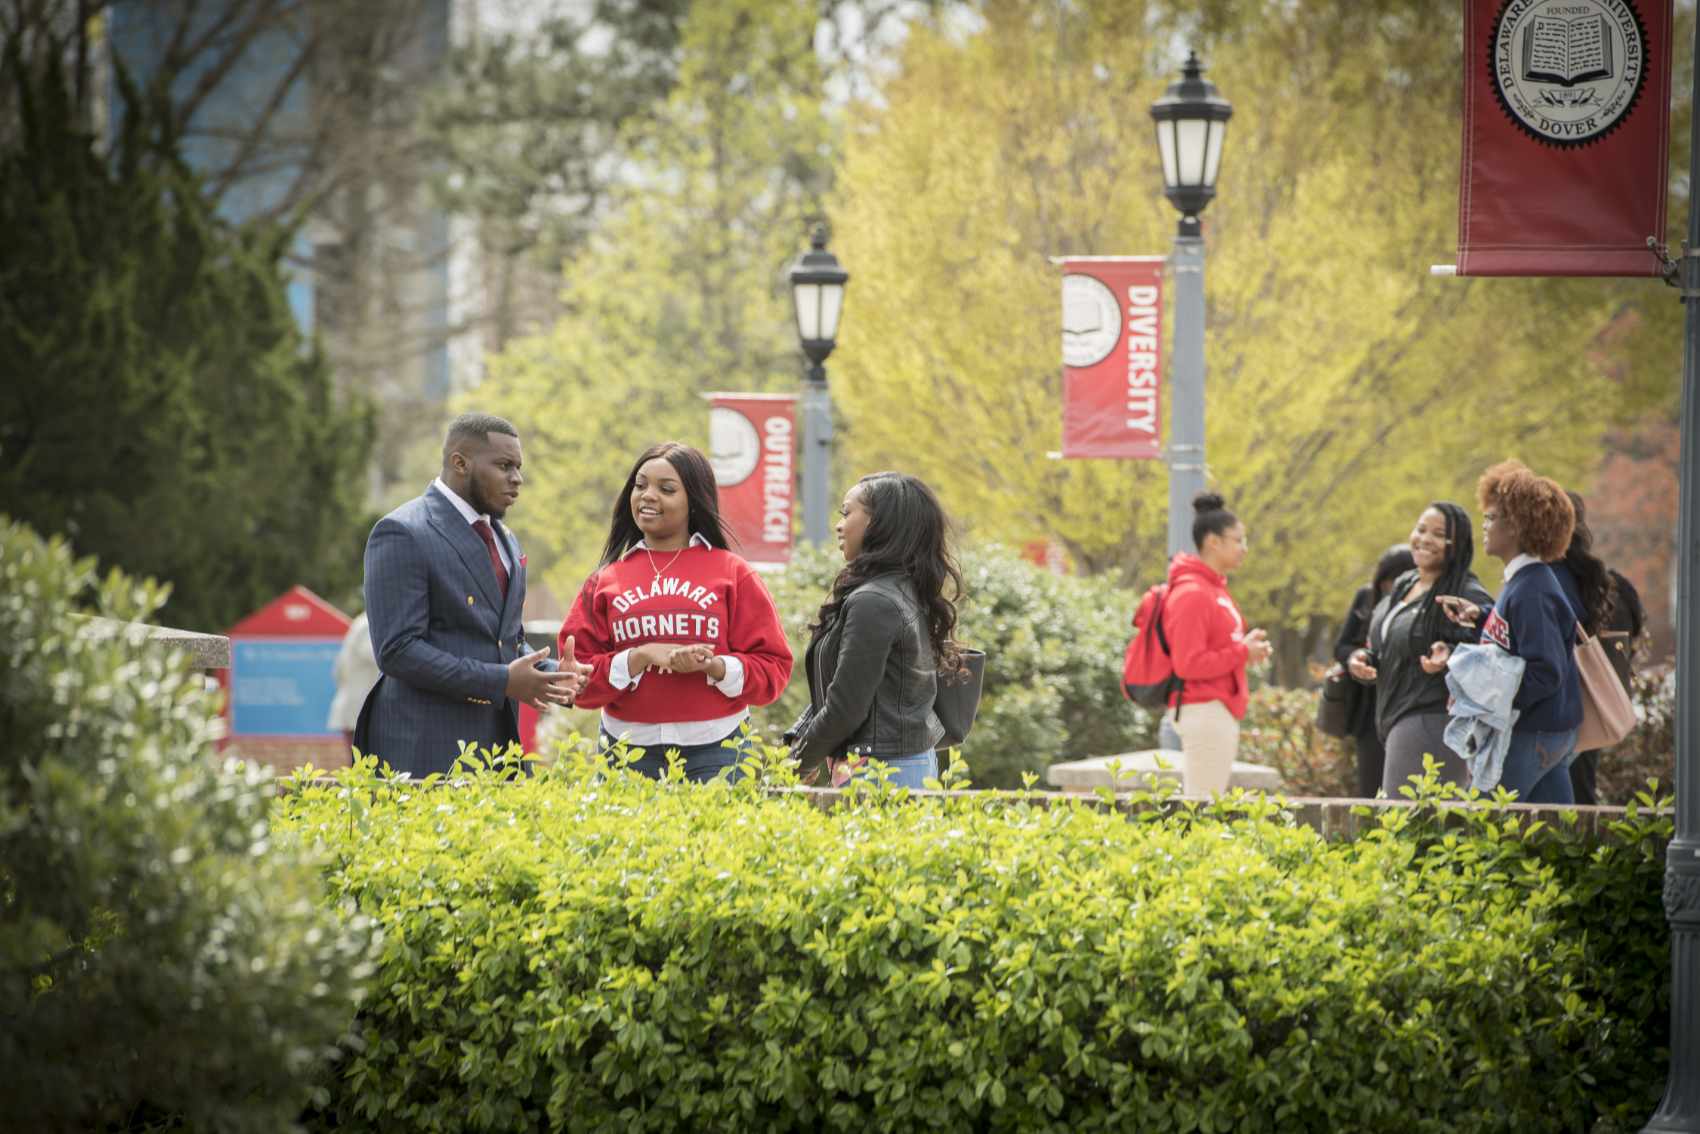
[753, 544, 1154, 787]
[279, 753, 1670, 1132]
[0, 519, 375, 1131]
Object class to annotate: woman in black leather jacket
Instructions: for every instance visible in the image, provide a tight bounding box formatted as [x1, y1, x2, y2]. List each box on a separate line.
[788, 472, 963, 788]
[1332, 544, 1415, 797]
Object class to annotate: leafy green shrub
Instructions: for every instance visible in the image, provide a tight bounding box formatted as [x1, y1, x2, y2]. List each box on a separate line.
[753, 543, 1154, 787]
[1237, 685, 1357, 796]
[279, 752, 1669, 1133]
[0, 519, 375, 1131]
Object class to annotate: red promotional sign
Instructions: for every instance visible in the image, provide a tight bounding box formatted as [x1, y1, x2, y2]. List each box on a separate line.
[1457, 0, 1672, 276]
[707, 393, 796, 565]
[1060, 257, 1165, 459]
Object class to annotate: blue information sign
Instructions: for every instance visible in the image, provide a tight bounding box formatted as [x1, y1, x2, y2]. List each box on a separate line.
[231, 639, 342, 736]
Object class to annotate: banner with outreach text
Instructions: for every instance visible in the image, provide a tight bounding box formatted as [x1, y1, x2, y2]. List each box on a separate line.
[1457, 0, 1672, 276]
[707, 393, 795, 565]
[1061, 257, 1165, 459]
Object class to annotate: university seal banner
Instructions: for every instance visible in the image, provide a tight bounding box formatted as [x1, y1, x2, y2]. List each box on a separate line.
[1457, 0, 1673, 276]
[706, 393, 795, 565]
[1060, 257, 1165, 459]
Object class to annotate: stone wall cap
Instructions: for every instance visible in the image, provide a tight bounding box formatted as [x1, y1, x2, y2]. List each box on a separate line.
[76, 615, 230, 668]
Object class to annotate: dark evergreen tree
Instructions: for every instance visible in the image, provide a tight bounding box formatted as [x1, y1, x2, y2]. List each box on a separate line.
[0, 37, 374, 631]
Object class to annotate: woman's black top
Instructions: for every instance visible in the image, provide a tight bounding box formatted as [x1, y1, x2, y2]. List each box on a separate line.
[1363, 571, 1494, 743]
[1332, 584, 1378, 736]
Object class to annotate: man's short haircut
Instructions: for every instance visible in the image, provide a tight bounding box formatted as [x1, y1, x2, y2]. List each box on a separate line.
[443, 413, 519, 464]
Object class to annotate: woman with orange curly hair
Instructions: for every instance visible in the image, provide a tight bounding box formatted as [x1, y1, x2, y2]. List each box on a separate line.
[1436, 460, 1582, 803]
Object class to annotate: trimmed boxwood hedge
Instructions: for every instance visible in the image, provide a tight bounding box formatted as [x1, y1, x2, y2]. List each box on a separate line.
[277, 751, 1670, 1133]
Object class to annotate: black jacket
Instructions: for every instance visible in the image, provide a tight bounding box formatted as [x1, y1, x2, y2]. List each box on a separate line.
[788, 574, 945, 773]
[1332, 584, 1378, 737]
[1362, 570, 1494, 742]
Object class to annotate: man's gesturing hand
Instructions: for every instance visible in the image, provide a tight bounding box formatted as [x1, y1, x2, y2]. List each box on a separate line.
[506, 647, 577, 712]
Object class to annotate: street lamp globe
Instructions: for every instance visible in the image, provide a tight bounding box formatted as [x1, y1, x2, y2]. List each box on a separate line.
[1149, 50, 1234, 235]
[788, 223, 849, 371]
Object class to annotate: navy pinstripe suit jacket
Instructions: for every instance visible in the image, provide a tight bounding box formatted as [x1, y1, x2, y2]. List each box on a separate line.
[354, 484, 545, 777]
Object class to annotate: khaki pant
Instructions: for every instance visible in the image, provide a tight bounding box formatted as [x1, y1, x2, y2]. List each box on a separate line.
[1167, 699, 1240, 797]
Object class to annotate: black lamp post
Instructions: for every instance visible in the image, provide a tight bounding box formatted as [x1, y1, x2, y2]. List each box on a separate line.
[787, 223, 849, 546]
[1149, 51, 1232, 557]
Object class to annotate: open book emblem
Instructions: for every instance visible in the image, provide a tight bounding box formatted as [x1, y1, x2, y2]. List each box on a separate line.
[1061, 274, 1121, 369]
[1490, 0, 1647, 148]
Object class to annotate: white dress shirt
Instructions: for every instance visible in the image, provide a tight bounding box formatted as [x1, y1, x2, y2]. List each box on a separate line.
[432, 476, 512, 575]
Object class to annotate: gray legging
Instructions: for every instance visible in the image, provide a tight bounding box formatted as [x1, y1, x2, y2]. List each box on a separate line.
[1380, 710, 1470, 797]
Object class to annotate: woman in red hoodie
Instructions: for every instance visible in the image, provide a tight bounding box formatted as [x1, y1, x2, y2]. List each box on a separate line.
[559, 442, 793, 782]
[1162, 492, 1273, 795]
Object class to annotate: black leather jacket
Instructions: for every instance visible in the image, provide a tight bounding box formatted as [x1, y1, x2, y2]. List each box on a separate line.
[788, 574, 944, 772]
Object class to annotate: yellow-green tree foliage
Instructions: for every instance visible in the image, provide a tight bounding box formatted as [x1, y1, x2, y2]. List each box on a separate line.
[464, 0, 830, 595]
[828, 0, 1676, 647]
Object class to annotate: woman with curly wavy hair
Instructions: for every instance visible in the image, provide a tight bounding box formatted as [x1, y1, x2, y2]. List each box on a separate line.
[1436, 460, 1581, 803]
[787, 472, 963, 788]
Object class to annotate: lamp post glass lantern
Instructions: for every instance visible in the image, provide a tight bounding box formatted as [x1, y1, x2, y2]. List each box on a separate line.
[1149, 50, 1231, 560]
[788, 224, 848, 546]
[1150, 50, 1234, 233]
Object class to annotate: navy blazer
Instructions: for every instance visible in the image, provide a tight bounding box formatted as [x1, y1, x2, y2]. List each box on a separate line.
[354, 483, 544, 776]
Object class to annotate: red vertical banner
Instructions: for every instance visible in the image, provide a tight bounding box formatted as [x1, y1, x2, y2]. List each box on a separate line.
[1060, 257, 1165, 459]
[1457, 0, 1672, 276]
[708, 393, 796, 565]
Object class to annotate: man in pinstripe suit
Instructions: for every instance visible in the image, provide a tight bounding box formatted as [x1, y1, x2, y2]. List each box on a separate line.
[354, 413, 587, 777]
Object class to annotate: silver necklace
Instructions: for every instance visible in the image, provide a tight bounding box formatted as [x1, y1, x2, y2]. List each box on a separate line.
[643, 542, 686, 583]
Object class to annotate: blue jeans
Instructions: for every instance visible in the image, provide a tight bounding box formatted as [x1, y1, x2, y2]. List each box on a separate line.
[1499, 728, 1577, 804]
[842, 749, 938, 789]
[601, 728, 751, 784]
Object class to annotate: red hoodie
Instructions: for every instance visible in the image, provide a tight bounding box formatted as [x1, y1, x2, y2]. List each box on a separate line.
[1161, 553, 1250, 718]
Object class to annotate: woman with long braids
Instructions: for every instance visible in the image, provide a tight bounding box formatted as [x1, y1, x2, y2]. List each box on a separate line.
[1347, 502, 1494, 795]
[560, 442, 792, 783]
[787, 472, 964, 789]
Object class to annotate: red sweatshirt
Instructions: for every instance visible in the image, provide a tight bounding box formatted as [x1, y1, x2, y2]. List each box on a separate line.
[1161, 553, 1251, 718]
[559, 545, 793, 723]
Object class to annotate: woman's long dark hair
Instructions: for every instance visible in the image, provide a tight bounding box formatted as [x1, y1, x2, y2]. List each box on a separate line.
[597, 442, 733, 567]
[813, 472, 964, 669]
[1399, 501, 1478, 650]
[1562, 491, 1614, 635]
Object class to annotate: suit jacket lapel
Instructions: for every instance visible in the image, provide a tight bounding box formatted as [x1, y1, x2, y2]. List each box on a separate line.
[425, 486, 501, 610]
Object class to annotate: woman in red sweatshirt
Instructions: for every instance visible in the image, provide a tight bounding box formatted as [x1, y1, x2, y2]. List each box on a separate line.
[1161, 492, 1273, 795]
[559, 442, 793, 782]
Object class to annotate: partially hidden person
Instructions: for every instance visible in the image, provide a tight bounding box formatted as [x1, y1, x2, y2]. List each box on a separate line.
[1433, 461, 1582, 804]
[1160, 492, 1274, 797]
[1331, 543, 1414, 797]
[1550, 490, 1646, 805]
[787, 472, 964, 789]
[327, 610, 380, 757]
[560, 442, 793, 783]
[1346, 504, 1494, 796]
[357, 413, 587, 777]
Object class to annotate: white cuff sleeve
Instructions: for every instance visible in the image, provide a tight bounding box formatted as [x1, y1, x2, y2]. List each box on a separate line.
[707, 655, 745, 698]
[609, 649, 643, 691]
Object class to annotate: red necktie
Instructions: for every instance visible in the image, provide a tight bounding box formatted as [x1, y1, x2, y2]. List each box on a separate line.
[472, 519, 510, 602]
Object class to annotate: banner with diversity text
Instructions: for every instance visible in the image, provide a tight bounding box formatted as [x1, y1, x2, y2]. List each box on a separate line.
[1457, 0, 1672, 276]
[707, 393, 795, 565]
[1060, 257, 1166, 459]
